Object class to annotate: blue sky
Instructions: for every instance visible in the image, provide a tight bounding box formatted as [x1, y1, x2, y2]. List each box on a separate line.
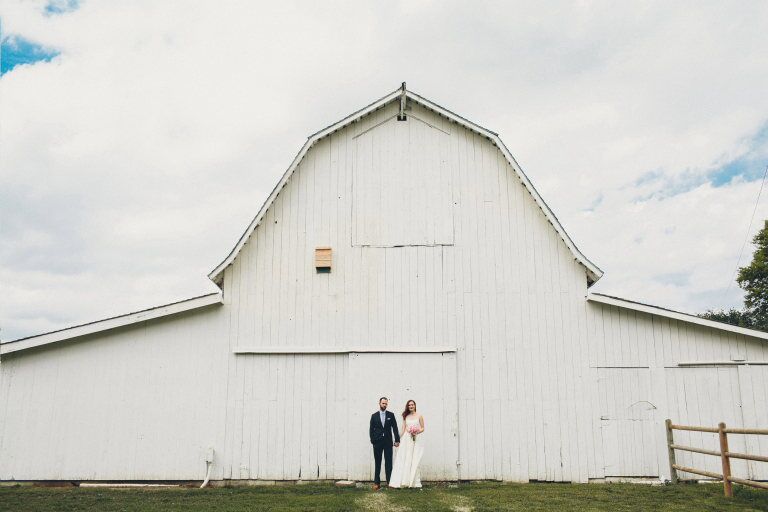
[710, 122, 768, 187]
[1, 35, 59, 75]
[1, 1, 768, 341]
[43, 0, 79, 16]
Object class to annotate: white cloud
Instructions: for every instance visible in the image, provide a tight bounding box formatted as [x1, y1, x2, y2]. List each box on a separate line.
[2, 1, 768, 340]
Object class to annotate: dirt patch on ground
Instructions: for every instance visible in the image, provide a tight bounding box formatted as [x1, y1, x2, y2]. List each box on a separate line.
[439, 493, 474, 512]
[356, 491, 411, 512]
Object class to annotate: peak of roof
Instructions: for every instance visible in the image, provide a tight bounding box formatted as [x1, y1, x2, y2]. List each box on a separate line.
[208, 85, 603, 286]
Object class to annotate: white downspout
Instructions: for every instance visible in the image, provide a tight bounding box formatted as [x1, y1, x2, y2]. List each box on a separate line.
[200, 447, 214, 488]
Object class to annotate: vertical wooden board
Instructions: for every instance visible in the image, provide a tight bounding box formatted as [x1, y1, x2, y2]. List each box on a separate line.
[277, 182, 293, 347]
[290, 356, 304, 478]
[669, 320, 685, 364]
[561, 294, 579, 482]
[600, 306, 613, 367]
[738, 365, 768, 480]
[728, 333, 745, 362]
[528, 298, 552, 480]
[544, 294, 562, 481]
[573, 300, 590, 482]
[351, 115, 453, 247]
[627, 310, 641, 366]
[648, 365, 669, 479]
[463, 398, 478, 477]
[564, 296, 583, 482]
[288, 148, 303, 347]
[716, 367, 749, 477]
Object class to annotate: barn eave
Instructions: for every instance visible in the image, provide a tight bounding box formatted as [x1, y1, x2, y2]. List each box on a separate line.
[588, 292, 768, 342]
[0, 292, 223, 356]
[208, 85, 603, 287]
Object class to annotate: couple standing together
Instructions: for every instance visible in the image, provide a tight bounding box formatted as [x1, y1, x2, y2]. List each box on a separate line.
[369, 397, 425, 489]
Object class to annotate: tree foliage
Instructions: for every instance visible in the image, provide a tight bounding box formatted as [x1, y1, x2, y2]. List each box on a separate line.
[699, 308, 754, 329]
[701, 221, 768, 332]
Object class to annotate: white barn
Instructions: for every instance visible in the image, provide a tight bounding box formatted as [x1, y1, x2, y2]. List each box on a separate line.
[2, 85, 767, 484]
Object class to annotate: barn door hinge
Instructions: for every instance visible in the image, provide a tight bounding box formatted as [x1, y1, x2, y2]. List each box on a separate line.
[398, 81, 407, 121]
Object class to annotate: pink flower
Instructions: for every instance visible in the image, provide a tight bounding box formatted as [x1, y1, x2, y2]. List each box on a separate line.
[407, 424, 420, 440]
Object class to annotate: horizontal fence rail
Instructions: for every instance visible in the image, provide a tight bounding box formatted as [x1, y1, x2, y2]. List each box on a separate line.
[666, 419, 768, 497]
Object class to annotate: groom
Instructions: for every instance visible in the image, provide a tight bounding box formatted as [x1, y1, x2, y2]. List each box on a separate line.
[369, 397, 400, 490]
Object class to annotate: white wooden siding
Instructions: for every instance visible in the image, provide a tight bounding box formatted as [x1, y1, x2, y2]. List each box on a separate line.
[587, 302, 768, 482]
[0, 307, 227, 481]
[352, 114, 453, 247]
[219, 100, 768, 482]
[2, 93, 768, 484]
[222, 354, 348, 480]
[347, 352, 458, 481]
[664, 367, 749, 479]
[222, 101, 599, 482]
[598, 368, 658, 477]
[739, 365, 768, 480]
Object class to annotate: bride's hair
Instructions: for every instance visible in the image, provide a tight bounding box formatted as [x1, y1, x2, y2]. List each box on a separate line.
[402, 400, 416, 420]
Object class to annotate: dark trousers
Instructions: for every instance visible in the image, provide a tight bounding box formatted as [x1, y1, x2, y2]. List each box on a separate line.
[372, 440, 393, 485]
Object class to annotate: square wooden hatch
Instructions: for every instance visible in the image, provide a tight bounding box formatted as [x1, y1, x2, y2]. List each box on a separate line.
[315, 247, 332, 272]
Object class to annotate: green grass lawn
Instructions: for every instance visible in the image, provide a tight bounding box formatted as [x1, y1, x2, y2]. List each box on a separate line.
[1, 482, 766, 511]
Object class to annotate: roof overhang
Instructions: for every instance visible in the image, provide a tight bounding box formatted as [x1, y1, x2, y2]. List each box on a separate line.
[1, 293, 223, 356]
[208, 86, 602, 286]
[587, 292, 768, 341]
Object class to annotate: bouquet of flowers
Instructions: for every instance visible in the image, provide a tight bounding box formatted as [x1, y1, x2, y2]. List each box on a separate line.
[407, 424, 420, 441]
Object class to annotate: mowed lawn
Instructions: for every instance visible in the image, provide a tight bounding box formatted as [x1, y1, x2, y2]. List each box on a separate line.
[1, 482, 767, 512]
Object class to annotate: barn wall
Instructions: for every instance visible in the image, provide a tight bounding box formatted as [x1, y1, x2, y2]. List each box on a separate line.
[5, 96, 767, 484]
[586, 301, 768, 481]
[222, 100, 599, 482]
[0, 306, 227, 481]
[221, 354, 349, 480]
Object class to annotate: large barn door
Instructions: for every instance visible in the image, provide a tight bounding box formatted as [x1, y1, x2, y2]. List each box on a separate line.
[597, 368, 659, 477]
[347, 352, 459, 481]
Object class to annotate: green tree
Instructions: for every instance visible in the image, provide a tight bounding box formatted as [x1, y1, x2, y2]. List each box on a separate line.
[699, 308, 754, 329]
[736, 221, 768, 330]
[701, 220, 768, 332]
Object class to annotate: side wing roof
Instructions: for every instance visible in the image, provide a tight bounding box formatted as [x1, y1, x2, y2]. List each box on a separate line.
[209, 85, 603, 286]
[1, 293, 223, 356]
[588, 292, 768, 341]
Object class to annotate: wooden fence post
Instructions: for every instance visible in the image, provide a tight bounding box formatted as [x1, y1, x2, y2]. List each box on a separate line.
[718, 422, 733, 497]
[666, 419, 678, 484]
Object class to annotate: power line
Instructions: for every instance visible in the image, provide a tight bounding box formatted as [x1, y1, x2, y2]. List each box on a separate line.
[724, 164, 768, 302]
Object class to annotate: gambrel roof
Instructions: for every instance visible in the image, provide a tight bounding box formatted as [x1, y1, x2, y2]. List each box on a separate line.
[208, 85, 604, 286]
[10, 85, 767, 357]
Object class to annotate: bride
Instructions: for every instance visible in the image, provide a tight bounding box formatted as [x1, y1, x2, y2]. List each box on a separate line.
[388, 400, 425, 488]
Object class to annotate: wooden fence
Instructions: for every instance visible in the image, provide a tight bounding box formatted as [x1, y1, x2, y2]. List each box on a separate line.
[666, 419, 768, 497]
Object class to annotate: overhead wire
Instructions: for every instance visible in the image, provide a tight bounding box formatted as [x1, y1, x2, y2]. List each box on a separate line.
[723, 164, 768, 302]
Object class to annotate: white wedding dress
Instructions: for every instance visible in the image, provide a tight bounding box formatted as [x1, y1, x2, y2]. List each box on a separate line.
[388, 415, 424, 488]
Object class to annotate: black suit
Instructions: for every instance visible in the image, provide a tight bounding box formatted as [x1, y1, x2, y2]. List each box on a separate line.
[369, 410, 400, 485]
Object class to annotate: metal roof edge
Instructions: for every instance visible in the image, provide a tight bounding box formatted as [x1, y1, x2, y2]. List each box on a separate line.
[207, 87, 403, 284]
[587, 292, 768, 341]
[1, 293, 223, 356]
